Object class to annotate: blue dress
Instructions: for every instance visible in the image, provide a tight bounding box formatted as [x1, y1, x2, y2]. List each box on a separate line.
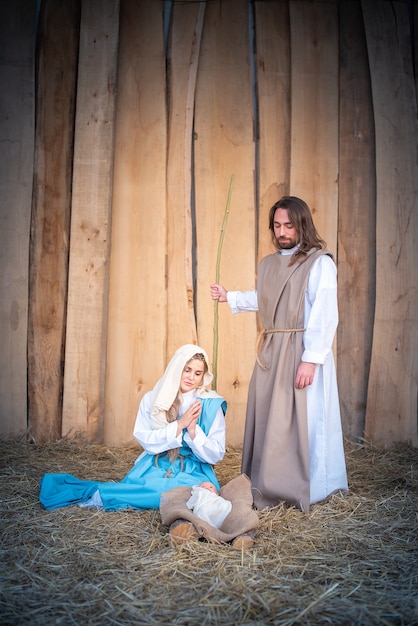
[40, 397, 226, 511]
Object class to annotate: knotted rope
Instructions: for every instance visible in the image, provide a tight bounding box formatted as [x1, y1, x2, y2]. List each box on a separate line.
[256, 327, 305, 370]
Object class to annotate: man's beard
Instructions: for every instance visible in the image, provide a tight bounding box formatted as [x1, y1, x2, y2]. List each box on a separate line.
[277, 238, 297, 249]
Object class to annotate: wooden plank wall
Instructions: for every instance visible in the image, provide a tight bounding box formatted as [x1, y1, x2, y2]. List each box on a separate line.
[165, 1, 204, 355]
[61, 0, 120, 441]
[195, 0, 256, 446]
[0, 0, 417, 449]
[28, 0, 80, 442]
[255, 1, 290, 262]
[0, 0, 37, 436]
[289, 0, 339, 257]
[337, 0, 375, 441]
[104, 0, 167, 446]
[362, 0, 418, 446]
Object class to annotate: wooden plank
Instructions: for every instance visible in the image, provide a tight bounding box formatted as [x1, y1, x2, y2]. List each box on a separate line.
[62, 0, 119, 442]
[255, 1, 291, 262]
[28, 0, 80, 442]
[415, 3, 418, 113]
[195, 0, 256, 447]
[362, 0, 418, 446]
[289, 0, 339, 256]
[165, 0, 206, 356]
[337, 0, 375, 442]
[0, 0, 37, 437]
[103, 0, 167, 446]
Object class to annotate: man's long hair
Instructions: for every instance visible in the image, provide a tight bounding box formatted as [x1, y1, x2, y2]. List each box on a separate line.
[268, 196, 327, 265]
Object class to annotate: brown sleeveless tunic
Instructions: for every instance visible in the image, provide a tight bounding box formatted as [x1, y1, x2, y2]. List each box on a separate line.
[242, 248, 328, 512]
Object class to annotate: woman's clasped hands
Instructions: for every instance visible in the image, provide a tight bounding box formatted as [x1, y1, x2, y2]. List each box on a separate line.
[176, 400, 202, 439]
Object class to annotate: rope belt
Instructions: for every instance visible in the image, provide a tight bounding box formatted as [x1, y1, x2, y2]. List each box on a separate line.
[256, 327, 305, 370]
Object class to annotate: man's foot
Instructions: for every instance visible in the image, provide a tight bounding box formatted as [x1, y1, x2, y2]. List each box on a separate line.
[169, 519, 199, 544]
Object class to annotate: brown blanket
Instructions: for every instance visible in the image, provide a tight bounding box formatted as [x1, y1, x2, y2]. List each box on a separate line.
[160, 474, 259, 543]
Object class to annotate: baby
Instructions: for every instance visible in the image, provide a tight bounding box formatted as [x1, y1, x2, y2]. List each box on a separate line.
[186, 481, 232, 529]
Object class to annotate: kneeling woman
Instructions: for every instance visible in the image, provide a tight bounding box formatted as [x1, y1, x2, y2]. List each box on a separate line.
[40, 345, 227, 511]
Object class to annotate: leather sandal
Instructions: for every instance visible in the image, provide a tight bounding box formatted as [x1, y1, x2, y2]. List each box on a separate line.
[231, 531, 255, 549]
[169, 519, 199, 544]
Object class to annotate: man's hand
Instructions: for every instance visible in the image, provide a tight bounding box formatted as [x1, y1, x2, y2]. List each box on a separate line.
[295, 362, 316, 389]
[210, 283, 228, 302]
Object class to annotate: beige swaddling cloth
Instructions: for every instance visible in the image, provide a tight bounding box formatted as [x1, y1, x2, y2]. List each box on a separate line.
[186, 486, 232, 529]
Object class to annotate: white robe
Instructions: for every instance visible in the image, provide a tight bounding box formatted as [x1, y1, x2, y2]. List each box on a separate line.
[133, 389, 226, 466]
[227, 251, 348, 504]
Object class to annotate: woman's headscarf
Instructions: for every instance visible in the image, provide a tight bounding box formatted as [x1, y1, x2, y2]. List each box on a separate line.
[150, 344, 220, 429]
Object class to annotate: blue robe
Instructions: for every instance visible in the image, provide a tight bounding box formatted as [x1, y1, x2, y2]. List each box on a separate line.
[40, 397, 226, 511]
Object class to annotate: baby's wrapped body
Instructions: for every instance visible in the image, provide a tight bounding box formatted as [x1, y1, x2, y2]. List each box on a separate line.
[186, 484, 232, 529]
[161, 473, 259, 546]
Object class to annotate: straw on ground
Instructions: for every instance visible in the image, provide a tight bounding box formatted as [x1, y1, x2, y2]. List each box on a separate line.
[0, 437, 416, 625]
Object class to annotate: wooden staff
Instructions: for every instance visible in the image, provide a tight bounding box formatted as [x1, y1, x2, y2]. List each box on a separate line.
[212, 174, 234, 389]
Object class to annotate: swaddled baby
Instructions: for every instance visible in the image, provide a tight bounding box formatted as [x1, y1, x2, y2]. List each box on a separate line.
[186, 481, 232, 529]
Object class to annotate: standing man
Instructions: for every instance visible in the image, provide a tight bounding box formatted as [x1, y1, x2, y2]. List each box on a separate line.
[210, 196, 347, 512]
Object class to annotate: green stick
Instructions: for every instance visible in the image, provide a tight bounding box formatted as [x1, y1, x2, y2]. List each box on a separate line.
[212, 174, 234, 389]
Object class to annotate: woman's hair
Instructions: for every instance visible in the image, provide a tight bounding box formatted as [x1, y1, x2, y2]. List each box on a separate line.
[187, 352, 208, 375]
[268, 196, 326, 265]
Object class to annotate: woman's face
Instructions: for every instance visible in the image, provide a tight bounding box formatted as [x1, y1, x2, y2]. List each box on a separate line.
[180, 358, 206, 393]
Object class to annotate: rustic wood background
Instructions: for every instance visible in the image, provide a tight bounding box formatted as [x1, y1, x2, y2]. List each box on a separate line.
[1, 0, 417, 448]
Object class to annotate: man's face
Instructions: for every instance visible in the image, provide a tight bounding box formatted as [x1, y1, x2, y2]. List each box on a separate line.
[273, 208, 299, 249]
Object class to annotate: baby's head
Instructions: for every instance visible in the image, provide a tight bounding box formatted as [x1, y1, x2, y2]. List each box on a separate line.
[199, 481, 218, 494]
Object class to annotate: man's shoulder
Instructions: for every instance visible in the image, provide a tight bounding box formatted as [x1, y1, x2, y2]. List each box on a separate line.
[259, 251, 279, 266]
[307, 248, 335, 265]
[313, 249, 335, 264]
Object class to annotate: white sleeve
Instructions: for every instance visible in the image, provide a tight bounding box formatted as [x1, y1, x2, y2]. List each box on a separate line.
[133, 392, 226, 464]
[227, 290, 258, 313]
[133, 391, 183, 454]
[302, 255, 338, 364]
[183, 406, 226, 464]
